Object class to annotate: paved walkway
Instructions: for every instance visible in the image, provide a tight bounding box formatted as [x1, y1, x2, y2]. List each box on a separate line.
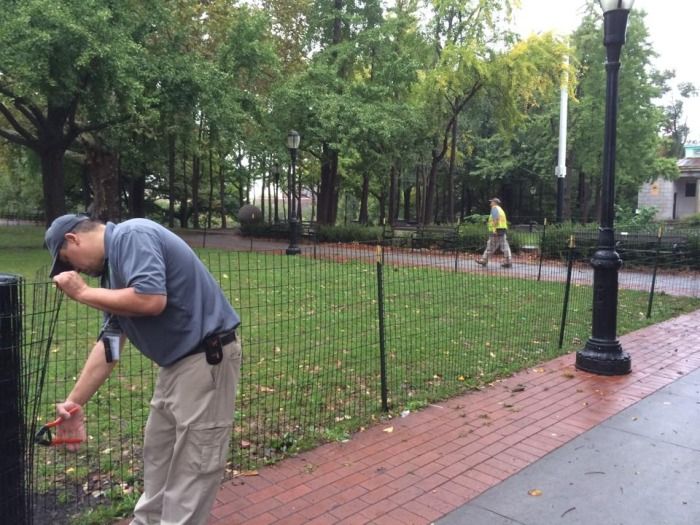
[438, 366, 700, 525]
[178, 229, 699, 298]
[191, 309, 699, 524]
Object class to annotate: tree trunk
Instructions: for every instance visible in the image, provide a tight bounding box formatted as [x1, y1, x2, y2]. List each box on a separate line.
[167, 133, 176, 228]
[191, 154, 200, 228]
[359, 173, 370, 225]
[179, 153, 189, 228]
[447, 120, 457, 222]
[388, 164, 398, 226]
[207, 146, 214, 229]
[260, 157, 266, 223]
[129, 171, 146, 218]
[40, 148, 67, 225]
[330, 154, 340, 224]
[403, 185, 412, 222]
[415, 164, 423, 223]
[577, 169, 591, 223]
[317, 143, 339, 225]
[423, 157, 439, 225]
[377, 188, 386, 226]
[85, 147, 120, 222]
[219, 158, 227, 229]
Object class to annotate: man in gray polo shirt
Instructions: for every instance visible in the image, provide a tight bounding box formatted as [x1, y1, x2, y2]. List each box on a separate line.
[45, 214, 242, 525]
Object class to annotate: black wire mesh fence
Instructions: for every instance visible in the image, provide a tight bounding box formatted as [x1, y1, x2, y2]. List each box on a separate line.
[0, 274, 63, 523]
[1, 226, 699, 523]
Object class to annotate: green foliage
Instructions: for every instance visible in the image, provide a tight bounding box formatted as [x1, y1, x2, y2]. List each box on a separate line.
[317, 224, 385, 243]
[0, 147, 43, 214]
[615, 205, 659, 229]
[0, 0, 686, 227]
[680, 213, 700, 226]
[462, 214, 489, 224]
[569, 6, 672, 212]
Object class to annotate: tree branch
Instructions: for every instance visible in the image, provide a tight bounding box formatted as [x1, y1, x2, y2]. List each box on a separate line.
[0, 103, 38, 145]
[0, 83, 46, 129]
[0, 127, 34, 148]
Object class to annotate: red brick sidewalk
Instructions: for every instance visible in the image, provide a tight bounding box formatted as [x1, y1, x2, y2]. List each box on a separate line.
[118, 309, 700, 524]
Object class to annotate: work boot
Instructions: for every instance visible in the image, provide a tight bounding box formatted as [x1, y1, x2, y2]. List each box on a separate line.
[501, 261, 512, 268]
[475, 258, 487, 267]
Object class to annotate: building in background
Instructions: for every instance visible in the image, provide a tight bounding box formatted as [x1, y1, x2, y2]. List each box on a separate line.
[638, 142, 700, 220]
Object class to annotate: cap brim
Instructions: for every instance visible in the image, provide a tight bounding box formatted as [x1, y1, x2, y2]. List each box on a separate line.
[45, 213, 89, 277]
[49, 253, 74, 277]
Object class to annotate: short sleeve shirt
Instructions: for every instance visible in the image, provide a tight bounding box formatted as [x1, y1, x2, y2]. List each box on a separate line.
[103, 219, 240, 366]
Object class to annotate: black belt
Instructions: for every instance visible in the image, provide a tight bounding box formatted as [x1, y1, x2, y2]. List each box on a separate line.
[180, 329, 237, 361]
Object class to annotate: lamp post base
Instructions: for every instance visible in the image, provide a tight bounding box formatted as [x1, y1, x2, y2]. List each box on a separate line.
[286, 217, 301, 256]
[576, 338, 631, 376]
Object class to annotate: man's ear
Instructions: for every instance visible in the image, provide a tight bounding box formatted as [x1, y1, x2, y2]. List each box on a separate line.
[64, 232, 80, 246]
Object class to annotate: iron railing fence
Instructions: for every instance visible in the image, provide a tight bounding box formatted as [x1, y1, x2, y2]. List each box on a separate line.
[1, 230, 699, 523]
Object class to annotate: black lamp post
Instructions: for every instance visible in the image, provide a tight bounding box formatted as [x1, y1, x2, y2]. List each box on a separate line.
[286, 130, 301, 255]
[272, 162, 280, 223]
[576, 0, 634, 375]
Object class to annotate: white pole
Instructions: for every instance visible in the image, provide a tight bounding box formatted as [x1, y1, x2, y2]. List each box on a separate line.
[556, 54, 569, 179]
[556, 53, 569, 222]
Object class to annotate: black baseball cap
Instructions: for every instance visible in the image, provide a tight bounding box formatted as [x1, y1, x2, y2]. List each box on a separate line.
[45, 214, 90, 277]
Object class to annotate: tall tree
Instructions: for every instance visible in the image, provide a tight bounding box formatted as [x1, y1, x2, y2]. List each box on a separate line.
[0, 0, 153, 222]
[661, 82, 697, 159]
[568, 6, 674, 219]
[414, 0, 566, 224]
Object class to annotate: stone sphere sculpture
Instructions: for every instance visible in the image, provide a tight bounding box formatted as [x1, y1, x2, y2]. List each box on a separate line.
[237, 204, 263, 224]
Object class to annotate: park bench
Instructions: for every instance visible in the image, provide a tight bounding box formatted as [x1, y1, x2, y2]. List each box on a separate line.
[409, 224, 460, 250]
[614, 231, 688, 258]
[300, 220, 318, 241]
[381, 221, 414, 246]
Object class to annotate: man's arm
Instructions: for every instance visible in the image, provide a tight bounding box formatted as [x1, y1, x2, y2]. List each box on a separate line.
[53, 271, 166, 316]
[55, 336, 124, 450]
[64, 338, 121, 407]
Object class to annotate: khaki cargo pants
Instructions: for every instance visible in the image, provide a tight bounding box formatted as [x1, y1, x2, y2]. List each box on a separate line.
[130, 339, 242, 525]
[482, 231, 512, 262]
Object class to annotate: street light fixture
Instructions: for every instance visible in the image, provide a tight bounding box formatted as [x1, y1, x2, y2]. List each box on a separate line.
[286, 130, 301, 255]
[576, 0, 634, 375]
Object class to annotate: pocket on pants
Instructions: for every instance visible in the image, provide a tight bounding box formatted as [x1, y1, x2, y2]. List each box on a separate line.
[184, 422, 231, 474]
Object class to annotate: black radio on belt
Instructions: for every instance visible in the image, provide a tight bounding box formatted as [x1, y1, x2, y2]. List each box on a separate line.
[203, 333, 224, 365]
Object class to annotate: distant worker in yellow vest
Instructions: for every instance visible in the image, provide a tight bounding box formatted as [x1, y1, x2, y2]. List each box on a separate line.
[476, 197, 512, 268]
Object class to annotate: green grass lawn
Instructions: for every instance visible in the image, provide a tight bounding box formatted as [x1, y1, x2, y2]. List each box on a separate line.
[0, 225, 48, 277]
[2, 225, 699, 524]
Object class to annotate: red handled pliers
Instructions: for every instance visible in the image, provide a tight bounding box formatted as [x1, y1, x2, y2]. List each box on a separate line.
[34, 407, 84, 446]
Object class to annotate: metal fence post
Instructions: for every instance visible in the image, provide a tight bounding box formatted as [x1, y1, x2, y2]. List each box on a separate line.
[538, 218, 547, 282]
[0, 273, 27, 523]
[375, 246, 389, 412]
[558, 236, 575, 349]
[646, 225, 664, 319]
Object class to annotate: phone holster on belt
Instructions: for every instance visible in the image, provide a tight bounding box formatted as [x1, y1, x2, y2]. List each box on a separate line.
[204, 334, 224, 365]
[102, 328, 121, 363]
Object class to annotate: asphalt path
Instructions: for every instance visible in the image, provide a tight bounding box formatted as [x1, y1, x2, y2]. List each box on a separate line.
[176, 229, 700, 298]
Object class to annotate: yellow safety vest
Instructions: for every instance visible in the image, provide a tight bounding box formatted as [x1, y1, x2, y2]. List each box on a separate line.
[487, 205, 508, 233]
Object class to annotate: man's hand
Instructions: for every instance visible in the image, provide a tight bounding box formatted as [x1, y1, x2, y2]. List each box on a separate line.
[56, 401, 87, 451]
[53, 271, 89, 301]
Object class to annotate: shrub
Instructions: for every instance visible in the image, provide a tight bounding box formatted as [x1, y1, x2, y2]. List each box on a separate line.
[316, 224, 385, 243]
[680, 213, 700, 226]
